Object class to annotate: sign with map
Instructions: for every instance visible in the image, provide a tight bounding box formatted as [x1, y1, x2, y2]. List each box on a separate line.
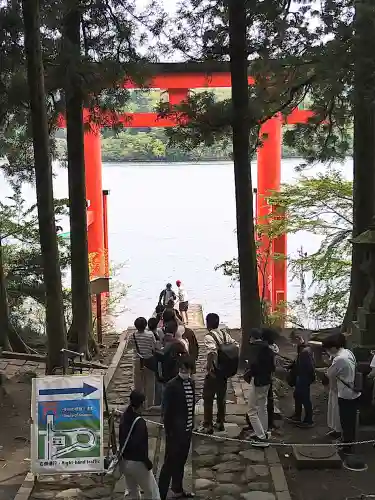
[31, 375, 104, 474]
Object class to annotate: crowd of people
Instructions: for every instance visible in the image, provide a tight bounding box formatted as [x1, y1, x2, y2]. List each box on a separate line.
[286, 332, 363, 457]
[114, 284, 364, 498]
[118, 298, 243, 499]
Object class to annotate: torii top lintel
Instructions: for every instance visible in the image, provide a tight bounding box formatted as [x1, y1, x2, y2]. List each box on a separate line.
[58, 62, 313, 128]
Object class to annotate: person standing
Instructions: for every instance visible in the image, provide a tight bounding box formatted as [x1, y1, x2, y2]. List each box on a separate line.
[119, 390, 160, 500]
[160, 321, 188, 384]
[130, 317, 156, 409]
[148, 317, 164, 348]
[158, 283, 176, 308]
[158, 356, 196, 500]
[263, 328, 280, 431]
[323, 335, 361, 455]
[179, 324, 199, 375]
[325, 334, 347, 438]
[176, 280, 189, 324]
[245, 329, 275, 447]
[148, 317, 164, 406]
[164, 299, 183, 322]
[286, 334, 315, 428]
[200, 313, 239, 434]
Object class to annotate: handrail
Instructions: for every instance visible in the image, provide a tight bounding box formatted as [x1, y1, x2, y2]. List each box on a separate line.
[60, 348, 85, 358]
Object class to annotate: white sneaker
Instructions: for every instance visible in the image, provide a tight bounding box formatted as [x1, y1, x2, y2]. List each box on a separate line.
[250, 435, 270, 448]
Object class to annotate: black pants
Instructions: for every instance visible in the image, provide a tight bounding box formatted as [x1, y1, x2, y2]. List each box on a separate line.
[294, 381, 313, 424]
[203, 373, 227, 427]
[338, 397, 358, 453]
[158, 430, 192, 500]
[268, 382, 274, 428]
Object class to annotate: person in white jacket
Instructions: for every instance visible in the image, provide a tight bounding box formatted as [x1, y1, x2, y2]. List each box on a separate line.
[323, 335, 360, 455]
[326, 334, 347, 439]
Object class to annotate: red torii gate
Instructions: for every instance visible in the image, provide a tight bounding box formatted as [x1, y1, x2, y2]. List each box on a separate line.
[59, 64, 313, 313]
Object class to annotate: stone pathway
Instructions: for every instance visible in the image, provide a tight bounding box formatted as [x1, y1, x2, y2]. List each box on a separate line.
[26, 327, 291, 500]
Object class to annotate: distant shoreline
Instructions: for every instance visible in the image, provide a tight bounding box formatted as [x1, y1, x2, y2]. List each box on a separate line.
[102, 156, 303, 165]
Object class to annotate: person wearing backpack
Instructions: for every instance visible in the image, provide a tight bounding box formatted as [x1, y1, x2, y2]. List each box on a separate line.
[158, 283, 177, 308]
[199, 313, 239, 435]
[323, 335, 361, 455]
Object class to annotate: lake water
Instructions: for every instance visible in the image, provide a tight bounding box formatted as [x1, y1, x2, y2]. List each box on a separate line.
[1, 158, 353, 329]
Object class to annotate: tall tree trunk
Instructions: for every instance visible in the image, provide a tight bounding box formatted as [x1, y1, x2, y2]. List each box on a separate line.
[22, 0, 67, 372]
[63, 1, 91, 355]
[343, 0, 375, 330]
[0, 239, 12, 351]
[228, 0, 261, 360]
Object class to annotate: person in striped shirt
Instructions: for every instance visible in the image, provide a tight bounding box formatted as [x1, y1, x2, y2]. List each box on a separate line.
[158, 355, 195, 500]
[129, 317, 156, 409]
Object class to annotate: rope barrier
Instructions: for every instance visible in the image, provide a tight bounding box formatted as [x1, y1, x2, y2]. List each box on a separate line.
[143, 417, 375, 447]
[112, 410, 375, 448]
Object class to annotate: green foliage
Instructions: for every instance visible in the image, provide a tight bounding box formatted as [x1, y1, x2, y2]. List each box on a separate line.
[1, 0, 163, 346]
[0, 186, 70, 335]
[86, 90, 301, 162]
[216, 170, 353, 326]
[280, 0, 356, 163]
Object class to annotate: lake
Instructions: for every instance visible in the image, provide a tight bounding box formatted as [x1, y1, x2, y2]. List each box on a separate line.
[1, 158, 353, 329]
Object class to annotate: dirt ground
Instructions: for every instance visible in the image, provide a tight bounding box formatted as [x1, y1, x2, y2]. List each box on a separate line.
[0, 377, 32, 500]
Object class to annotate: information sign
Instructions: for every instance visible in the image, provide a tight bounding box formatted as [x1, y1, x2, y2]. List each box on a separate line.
[31, 375, 104, 474]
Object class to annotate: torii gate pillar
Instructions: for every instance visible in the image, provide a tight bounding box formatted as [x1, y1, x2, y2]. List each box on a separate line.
[257, 114, 287, 313]
[84, 129, 106, 280]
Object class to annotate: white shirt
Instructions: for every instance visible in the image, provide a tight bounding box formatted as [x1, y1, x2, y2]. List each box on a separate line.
[204, 328, 239, 355]
[327, 348, 360, 400]
[178, 286, 188, 302]
[370, 354, 375, 369]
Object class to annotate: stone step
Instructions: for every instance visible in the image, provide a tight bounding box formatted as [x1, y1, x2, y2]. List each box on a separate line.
[187, 304, 205, 329]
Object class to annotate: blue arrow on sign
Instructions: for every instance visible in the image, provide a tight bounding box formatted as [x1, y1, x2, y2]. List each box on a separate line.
[39, 383, 97, 398]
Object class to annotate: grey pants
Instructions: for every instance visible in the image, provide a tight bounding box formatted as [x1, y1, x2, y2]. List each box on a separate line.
[121, 460, 160, 499]
[133, 358, 155, 409]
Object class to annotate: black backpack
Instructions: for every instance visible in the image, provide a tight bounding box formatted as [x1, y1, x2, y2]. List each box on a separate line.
[157, 342, 184, 383]
[208, 330, 239, 378]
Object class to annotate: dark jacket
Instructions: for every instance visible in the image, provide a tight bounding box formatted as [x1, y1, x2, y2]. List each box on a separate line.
[160, 340, 186, 383]
[163, 375, 195, 436]
[295, 346, 315, 386]
[247, 341, 275, 387]
[119, 406, 152, 470]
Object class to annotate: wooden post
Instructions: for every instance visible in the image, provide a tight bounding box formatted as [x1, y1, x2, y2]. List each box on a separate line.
[96, 293, 103, 344]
